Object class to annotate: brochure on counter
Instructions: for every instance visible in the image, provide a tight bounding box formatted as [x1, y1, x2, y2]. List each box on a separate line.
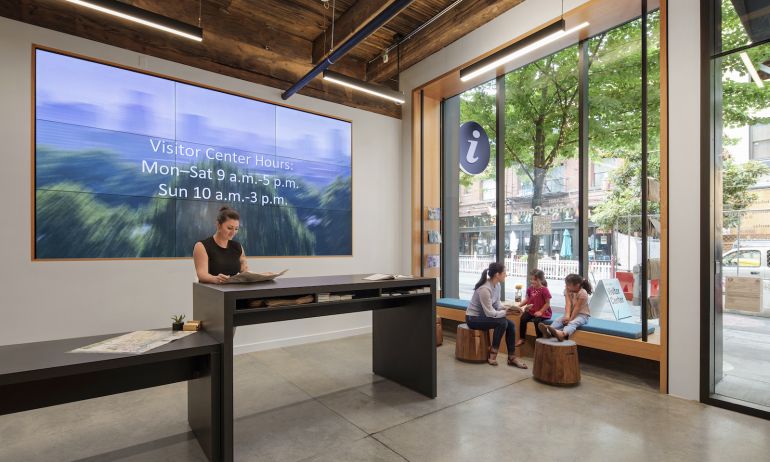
[363, 273, 414, 281]
[70, 330, 195, 355]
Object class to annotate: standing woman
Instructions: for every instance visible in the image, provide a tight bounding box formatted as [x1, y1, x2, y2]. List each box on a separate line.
[466, 262, 528, 368]
[193, 206, 248, 284]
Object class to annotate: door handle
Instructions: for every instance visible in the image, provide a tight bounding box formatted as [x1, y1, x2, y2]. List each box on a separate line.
[750, 271, 760, 275]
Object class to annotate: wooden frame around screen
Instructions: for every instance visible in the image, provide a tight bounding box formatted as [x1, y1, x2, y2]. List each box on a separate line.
[31, 44, 355, 261]
[413, 0, 670, 393]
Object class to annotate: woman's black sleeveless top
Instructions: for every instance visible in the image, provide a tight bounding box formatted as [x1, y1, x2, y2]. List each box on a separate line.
[199, 237, 242, 276]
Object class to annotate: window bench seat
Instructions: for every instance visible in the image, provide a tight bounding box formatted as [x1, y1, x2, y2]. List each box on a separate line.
[436, 298, 660, 361]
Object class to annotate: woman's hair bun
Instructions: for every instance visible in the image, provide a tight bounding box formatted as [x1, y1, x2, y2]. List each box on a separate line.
[216, 206, 240, 224]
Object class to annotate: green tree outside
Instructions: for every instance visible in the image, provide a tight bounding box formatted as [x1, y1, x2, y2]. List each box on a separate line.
[458, 5, 770, 277]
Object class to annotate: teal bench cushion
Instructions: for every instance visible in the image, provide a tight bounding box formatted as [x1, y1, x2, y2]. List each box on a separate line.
[543, 316, 655, 340]
[437, 298, 469, 310]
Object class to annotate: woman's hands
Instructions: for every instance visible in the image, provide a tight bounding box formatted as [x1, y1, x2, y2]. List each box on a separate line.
[214, 274, 231, 284]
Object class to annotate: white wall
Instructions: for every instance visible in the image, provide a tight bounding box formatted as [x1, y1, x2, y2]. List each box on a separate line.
[0, 17, 403, 352]
[666, 0, 701, 401]
[398, 0, 703, 400]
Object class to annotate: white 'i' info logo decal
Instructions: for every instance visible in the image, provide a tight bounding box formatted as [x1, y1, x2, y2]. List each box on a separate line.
[459, 121, 490, 175]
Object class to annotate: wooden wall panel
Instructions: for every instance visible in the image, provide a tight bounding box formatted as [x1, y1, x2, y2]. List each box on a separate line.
[412, 91, 423, 277]
[659, 0, 669, 394]
[422, 95, 441, 281]
[411, 92, 442, 281]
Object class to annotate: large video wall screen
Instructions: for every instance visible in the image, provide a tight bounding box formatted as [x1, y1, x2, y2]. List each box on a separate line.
[34, 49, 352, 259]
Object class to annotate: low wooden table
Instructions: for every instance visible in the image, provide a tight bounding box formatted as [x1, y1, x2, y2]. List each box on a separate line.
[0, 330, 222, 461]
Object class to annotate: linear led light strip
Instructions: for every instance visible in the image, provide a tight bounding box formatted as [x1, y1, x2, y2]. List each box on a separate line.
[323, 71, 406, 104]
[460, 21, 590, 82]
[740, 52, 764, 88]
[65, 0, 203, 42]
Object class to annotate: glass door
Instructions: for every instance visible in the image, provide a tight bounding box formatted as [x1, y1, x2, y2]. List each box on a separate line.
[706, 0, 770, 416]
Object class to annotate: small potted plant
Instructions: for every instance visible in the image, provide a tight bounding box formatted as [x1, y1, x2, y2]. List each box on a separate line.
[514, 283, 523, 302]
[171, 314, 186, 331]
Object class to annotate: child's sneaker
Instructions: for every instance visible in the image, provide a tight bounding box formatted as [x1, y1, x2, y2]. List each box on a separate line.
[538, 323, 551, 338]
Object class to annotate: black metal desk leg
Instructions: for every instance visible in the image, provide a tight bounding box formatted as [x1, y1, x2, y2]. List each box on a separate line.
[372, 297, 437, 398]
[188, 350, 223, 462]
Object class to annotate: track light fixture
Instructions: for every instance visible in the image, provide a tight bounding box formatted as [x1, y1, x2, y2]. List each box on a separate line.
[64, 0, 203, 42]
[459, 19, 589, 82]
[322, 71, 405, 104]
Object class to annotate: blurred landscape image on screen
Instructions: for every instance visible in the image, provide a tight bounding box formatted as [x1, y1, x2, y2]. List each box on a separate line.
[34, 50, 352, 259]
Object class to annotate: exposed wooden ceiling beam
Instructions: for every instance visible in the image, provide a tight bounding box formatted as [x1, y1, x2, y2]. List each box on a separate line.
[127, 1, 370, 84]
[311, 0, 397, 64]
[130, 0, 371, 81]
[0, 0, 399, 117]
[127, 0, 313, 65]
[366, 0, 525, 84]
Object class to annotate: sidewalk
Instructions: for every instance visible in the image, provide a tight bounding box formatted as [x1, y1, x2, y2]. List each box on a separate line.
[716, 313, 770, 408]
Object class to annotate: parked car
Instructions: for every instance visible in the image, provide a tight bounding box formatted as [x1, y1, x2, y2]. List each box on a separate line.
[721, 244, 770, 314]
[721, 244, 770, 280]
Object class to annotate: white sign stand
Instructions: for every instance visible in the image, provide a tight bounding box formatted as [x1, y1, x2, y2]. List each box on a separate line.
[589, 279, 633, 320]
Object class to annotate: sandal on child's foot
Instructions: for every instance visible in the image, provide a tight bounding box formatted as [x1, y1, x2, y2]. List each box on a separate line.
[547, 325, 562, 341]
[538, 323, 551, 338]
[508, 356, 528, 369]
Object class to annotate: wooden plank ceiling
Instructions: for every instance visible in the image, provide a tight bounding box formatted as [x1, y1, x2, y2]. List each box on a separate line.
[0, 0, 524, 118]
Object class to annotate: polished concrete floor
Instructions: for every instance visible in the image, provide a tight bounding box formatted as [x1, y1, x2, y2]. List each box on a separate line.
[2, 333, 770, 462]
[716, 313, 770, 409]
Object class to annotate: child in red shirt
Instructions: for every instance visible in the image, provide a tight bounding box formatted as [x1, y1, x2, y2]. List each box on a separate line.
[514, 269, 552, 346]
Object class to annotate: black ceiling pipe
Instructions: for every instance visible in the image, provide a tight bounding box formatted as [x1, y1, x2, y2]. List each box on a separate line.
[281, 0, 415, 100]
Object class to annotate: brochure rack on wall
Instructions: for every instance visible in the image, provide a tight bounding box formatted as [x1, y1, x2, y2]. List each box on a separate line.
[424, 207, 441, 290]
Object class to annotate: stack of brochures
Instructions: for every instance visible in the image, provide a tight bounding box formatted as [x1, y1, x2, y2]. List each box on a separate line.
[382, 287, 431, 296]
[383, 289, 410, 296]
[316, 293, 353, 302]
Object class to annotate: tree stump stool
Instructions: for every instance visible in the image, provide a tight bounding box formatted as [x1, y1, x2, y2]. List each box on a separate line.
[455, 323, 490, 363]
[533, 338, 580, 385]
[436, 317, 443, 346]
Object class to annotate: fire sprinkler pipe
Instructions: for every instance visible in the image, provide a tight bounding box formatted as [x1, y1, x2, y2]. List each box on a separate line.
[281, 0, 414, 100]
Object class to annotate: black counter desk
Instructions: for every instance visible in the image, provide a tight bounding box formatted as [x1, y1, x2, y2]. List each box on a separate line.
[0, 330, 221, 461]
[192, 274, 437, 462]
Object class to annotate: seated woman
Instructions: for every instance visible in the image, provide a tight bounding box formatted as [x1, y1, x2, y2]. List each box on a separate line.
[466, 262, 527, 368]
[193, 206, 248, 284]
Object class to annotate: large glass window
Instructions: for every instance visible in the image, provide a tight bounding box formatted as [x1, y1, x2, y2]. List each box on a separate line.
[442, 10, 661, 341]
[458, 80, 497, 299]
[502, 44, 580, 309]
[587, 12, 661, 333]
[708, 0, 770, 414]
